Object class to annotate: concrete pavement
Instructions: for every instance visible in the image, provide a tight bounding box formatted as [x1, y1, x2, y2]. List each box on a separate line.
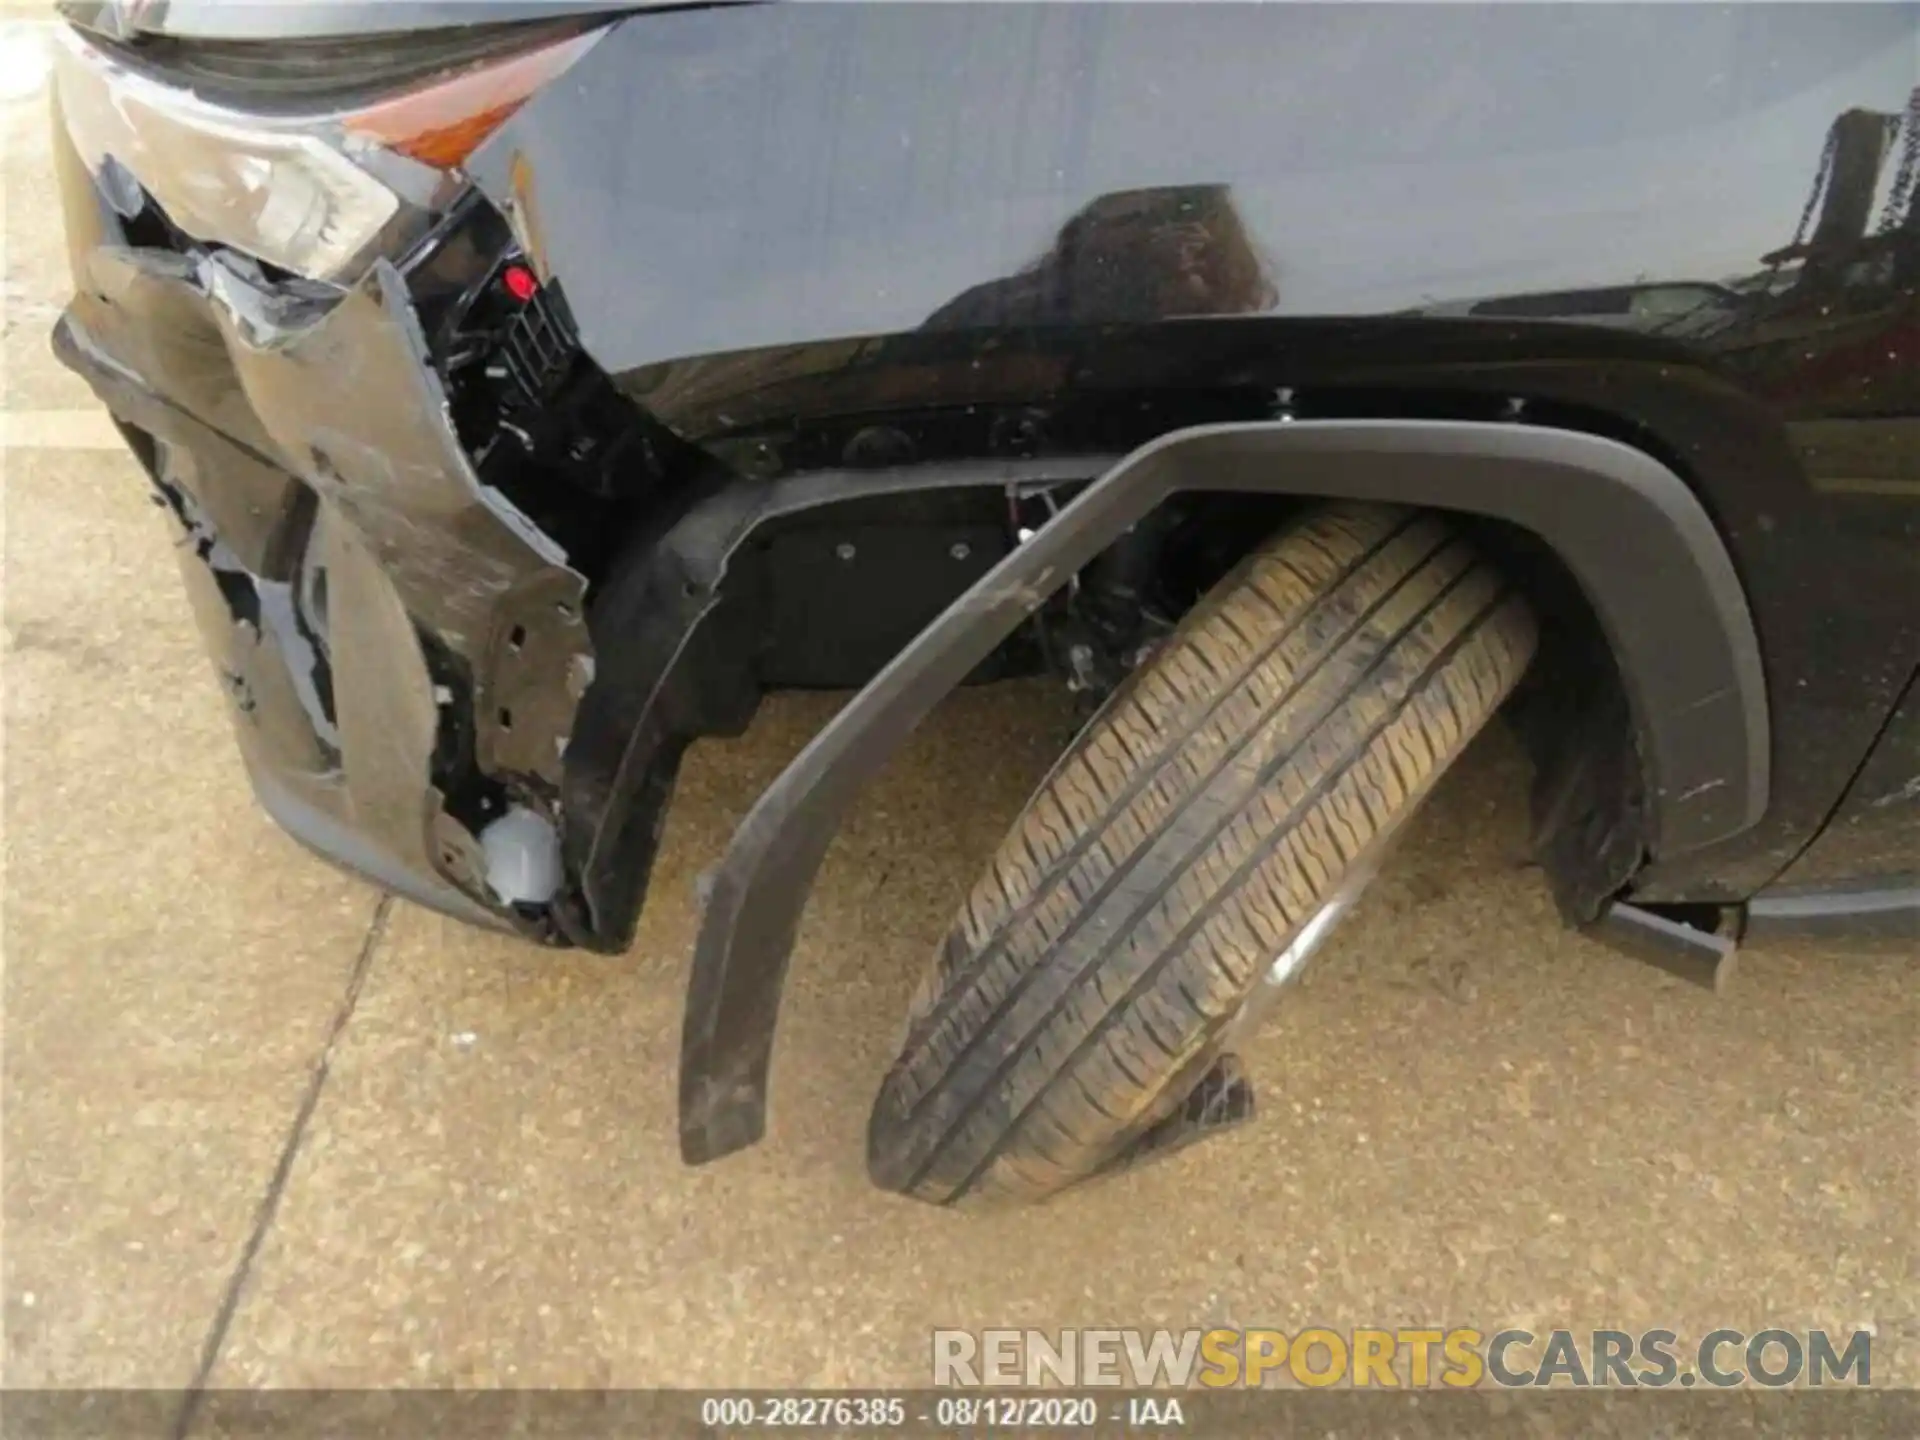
[1, 17, 1913, 1412]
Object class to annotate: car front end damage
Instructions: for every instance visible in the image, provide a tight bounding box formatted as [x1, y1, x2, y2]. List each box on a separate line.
[49, 2, 1918, 1190]
[48, 7, 1093, 958]
[50, 13, 633, 938]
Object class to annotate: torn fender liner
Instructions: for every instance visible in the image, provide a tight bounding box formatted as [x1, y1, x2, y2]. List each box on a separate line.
[558, 456, 1117, 953]
[679, 418, 1769, 1163]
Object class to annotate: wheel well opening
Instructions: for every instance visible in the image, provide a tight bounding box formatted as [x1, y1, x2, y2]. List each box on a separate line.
[1077, 494, 1650, 926]
[578, 387, 1721, 949]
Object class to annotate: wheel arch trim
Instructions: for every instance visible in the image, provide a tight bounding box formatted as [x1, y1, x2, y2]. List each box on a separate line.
[679, 419, 1769, 1164]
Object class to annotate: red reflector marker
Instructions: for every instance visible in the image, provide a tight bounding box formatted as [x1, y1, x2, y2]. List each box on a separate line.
[502, 264, 539, 302]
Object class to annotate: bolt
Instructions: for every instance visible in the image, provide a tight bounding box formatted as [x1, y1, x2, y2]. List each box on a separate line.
[949, 541, 971, 561]
[835, 542, 857, 562]
[747, 441, 780, 478]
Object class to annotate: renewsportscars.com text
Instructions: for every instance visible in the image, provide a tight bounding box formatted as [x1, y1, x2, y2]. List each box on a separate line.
[932, 1327, 1873, 1388]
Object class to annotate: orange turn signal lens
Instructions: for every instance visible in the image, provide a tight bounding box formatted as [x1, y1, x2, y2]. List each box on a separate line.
[345, 28, 601, 170]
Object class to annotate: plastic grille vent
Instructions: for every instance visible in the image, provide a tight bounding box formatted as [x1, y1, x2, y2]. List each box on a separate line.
[501, 284, 579, 407]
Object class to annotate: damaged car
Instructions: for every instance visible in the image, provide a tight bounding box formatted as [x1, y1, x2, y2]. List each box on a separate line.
[49, 1, 1919, 1205]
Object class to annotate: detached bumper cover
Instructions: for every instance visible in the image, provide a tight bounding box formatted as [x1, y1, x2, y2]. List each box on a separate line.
[54, 131, 591, 929]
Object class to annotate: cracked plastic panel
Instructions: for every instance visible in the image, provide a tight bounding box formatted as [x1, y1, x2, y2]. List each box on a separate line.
[197, 253, 591, 789]
[55, 236, 592, 925]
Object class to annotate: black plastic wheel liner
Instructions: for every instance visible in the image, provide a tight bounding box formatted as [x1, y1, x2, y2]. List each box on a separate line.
[557, 456, 1120, 954]
[678, 418, 1770, 1165]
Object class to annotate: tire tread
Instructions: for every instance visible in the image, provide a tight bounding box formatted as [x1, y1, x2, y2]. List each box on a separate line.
[867, 503, 1537, 1204]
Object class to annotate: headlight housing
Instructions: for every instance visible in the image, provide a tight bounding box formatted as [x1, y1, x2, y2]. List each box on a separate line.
[51, 21, 600, 282]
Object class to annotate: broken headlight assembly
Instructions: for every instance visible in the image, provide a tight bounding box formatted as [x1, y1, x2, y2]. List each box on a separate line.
[51, 18, 602, 281]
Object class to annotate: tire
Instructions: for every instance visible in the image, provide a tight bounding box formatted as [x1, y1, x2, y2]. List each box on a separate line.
[866, 501, 1537, 1205]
